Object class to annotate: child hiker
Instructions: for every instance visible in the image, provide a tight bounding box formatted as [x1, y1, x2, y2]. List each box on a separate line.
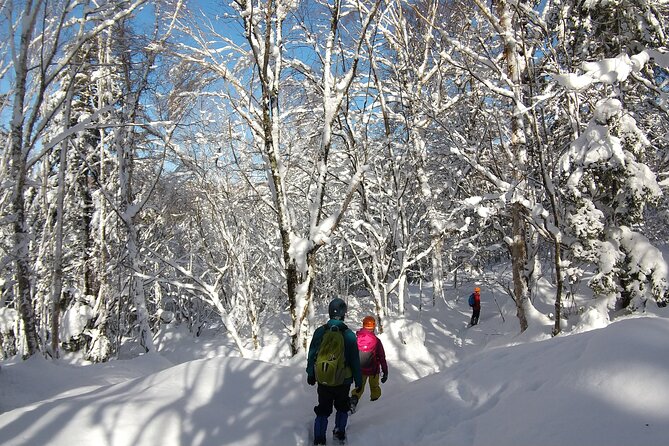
[349, 315, 388, 412]
[306, 298, 362, 445]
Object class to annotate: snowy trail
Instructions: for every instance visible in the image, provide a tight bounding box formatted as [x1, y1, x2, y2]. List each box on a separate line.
[2, 292, 669, 446]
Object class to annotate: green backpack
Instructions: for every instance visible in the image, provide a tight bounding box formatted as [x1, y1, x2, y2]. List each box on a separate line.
[315, 324, 348, 386]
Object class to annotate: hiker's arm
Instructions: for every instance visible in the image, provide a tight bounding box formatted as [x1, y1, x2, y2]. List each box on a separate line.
[306, 326, 324, 377]
[345, 330, 363, 388]
[377, 339, 389, 375]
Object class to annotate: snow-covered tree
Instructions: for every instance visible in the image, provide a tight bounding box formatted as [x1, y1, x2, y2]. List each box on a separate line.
[0, 0, 146, 358]
[170, 0, 382, 354]
[411, 0, 544, 332]
[558, 93, 666, 311]
[549, 0, 669, 318]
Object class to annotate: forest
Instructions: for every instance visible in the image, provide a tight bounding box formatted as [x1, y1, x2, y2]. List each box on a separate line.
[1, 0, 668, 363]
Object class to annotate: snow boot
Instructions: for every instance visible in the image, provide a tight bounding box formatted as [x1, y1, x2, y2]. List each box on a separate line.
[333, 410, 348, 443]
[333, 428, 346, 444]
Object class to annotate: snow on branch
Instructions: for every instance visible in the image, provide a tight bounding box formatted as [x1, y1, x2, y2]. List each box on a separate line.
[554, 51, 654, 91]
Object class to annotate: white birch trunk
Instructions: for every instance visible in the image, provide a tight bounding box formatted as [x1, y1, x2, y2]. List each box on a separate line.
[8, 0, 43, 357]
[493, 0, 532, 332]
[413, 140, 446, 307]
[49, 106, 71, 359]
[117, 119, 154, 352]
[86, 33, 113, 361]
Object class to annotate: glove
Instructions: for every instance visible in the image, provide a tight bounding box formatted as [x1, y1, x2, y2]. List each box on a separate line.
[381, 373, 388, 383]
[353, 387, 362, 395]
[307, 375, 316, 386]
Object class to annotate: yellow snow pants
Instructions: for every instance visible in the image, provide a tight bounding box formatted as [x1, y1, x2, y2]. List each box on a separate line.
[351, 374, 381, 401]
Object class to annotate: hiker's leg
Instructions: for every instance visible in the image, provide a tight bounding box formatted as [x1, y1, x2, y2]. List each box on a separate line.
[333, 383, 352, 415]
[369, 374, 382, 401]
[315, 384, 336, 417]
[334, 410, 348, 435]
[314, 385, 335, 442]
[314, 415, 328, 442]
[350, 375, 368, 399]
[333, 384, 351, 438]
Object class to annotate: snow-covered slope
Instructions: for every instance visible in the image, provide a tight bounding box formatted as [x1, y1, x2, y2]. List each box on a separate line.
[1, 313, 668, 446]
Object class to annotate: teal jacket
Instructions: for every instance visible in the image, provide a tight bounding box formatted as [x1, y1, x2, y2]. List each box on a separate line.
[306, 319, 363, 388]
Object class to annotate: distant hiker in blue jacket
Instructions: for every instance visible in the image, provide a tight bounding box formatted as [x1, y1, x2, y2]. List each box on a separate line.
[469, 287, 481, 326]
[306, 298, 362, 445]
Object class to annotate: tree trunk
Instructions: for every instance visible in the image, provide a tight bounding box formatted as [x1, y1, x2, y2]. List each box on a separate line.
[494, 0, 531, 332]
[431, 237, 445, 306]
[85, 31, 114, 362]
[50, 135, 68, 359]
[373, 287, 385, 334]
[511, 202, 529, 332]
[8, 0, 42, 357]
[552, 241, 564, 336]
[118, 119, 154, 352]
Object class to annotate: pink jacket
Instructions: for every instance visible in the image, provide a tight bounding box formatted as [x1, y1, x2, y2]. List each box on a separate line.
[356, 328, 388, 376]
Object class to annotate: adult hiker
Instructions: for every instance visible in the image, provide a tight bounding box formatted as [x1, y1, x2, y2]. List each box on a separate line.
[306, 298, 362, 445]
[349, 315, 388, 413]
[469, 286, 482, 326]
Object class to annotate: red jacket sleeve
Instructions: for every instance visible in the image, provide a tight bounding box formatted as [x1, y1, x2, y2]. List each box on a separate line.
[376, 338, 388, 375]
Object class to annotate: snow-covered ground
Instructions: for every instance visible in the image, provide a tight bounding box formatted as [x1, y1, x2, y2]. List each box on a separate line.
[1, 279, 668, 446]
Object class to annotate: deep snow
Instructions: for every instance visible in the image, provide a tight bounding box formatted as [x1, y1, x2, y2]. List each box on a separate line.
[1, 280, 668, 446]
